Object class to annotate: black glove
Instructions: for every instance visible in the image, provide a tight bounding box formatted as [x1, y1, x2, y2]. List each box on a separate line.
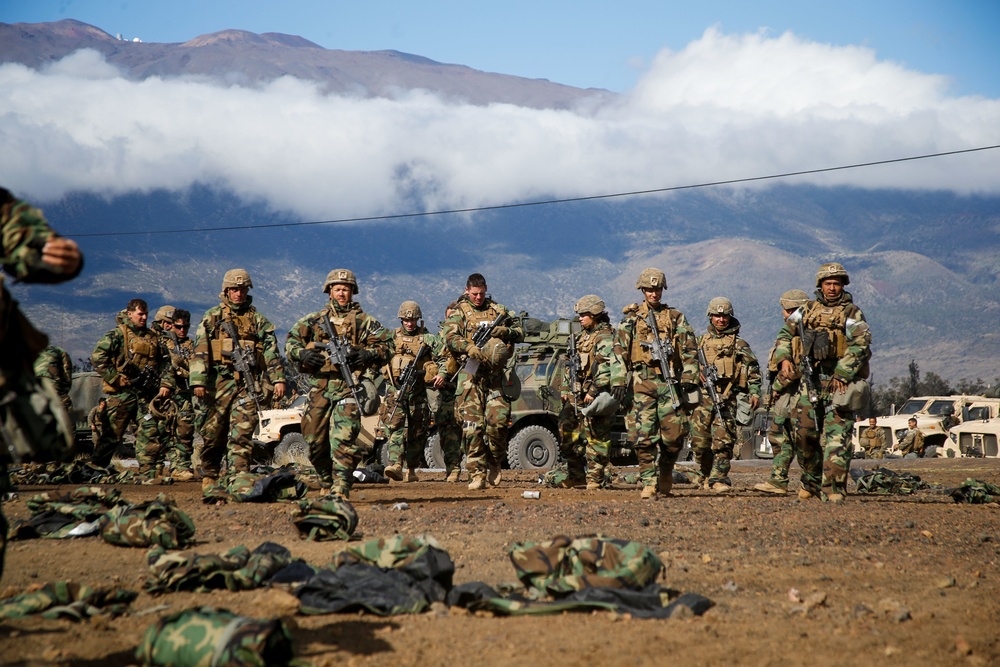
[346, 348, 375, 367]
[610, 385, 628, 403]
[299, 349, 324, 372]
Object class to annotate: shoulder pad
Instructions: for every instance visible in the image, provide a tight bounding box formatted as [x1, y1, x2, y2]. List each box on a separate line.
[623, 303, 639, 315]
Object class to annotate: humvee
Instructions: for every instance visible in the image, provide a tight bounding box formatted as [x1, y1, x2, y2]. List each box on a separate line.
[69, 371, 104, 451]
[947, 417, 1000, 458]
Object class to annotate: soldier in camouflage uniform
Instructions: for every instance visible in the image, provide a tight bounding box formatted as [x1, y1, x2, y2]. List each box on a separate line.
[91, 298, 176, 473]
[1, 187, 82, 581]
[33, 345, 74, 412]
[689, 297, 762, 492]
[285, 269, 391, 498]
[754, 289, 818, 497]
[443, 273, 525, 490]
[380, 301, 442, 483]
[896, 418, 925, 457]
[775, 262, 872, 502]
[160, 309, 196, 480]
[557, 295, 616, 490]
[190, 269, 286, 489]
[859, 417, 886, 459]
[610, 268, 699, 500]
[88, 397, 108, 447]
[428, 301, 464, 482]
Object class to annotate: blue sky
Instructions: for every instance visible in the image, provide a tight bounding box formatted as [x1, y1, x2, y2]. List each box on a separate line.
[5, 0, 999, 97]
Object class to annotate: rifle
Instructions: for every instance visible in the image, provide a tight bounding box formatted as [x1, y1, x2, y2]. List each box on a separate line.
[122, 360, 160, 394]
[376, 343, 429, 442]
[758, 367, 776, 437]
[453, 311, 510, 381]
[639, 308, 680, 410]
[317, 315, 368, 407]
[566, 330, 582, 415]
[220, 321, 263, 412]
[784, 308, 820, 405]
[697, 346, 736, 436]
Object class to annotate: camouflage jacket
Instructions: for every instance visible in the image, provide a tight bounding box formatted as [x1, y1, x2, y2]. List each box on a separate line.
[610, 301, 698, 388]
[442, 295, 524, 381]
[897, 428, 925, 456]
[560, 321, 615, 401]
[33, 345, 74, 399]
[697, 319, 761, 400]
[189, 297, 286, 389]
[285, 301, 391, 400]
[160, 331, 193, 390]
[383, 326, 448, 399]
[92, 311, 175, 397]
[773, 291, 871, 385]
[860, 426, 886, 450]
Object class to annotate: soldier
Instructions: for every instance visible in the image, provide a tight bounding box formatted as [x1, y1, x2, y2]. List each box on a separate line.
[558, 295, 617, 490]
[428, 301, 464, 482]
[285, 269, 391, 498]
[775, 262, 872, 502]
[190, 269, 286, 489]
[896, 417, 925, 457]
[91, 298, 175, 474]
[443, 273, 524, 490]
[753, 289, 818, 497]
[163, 309, 196, 480]
[689, 297, 762, 492]
[1, 187, 81, 580]
[859, 417, 886, 459]
[33, 344, 74, 412]
[380, 301, 441, 483]
[610, 268, 699, 500]
[88, 397, 108, 447]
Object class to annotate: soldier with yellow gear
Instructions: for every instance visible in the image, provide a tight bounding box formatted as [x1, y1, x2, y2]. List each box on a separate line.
[285, 269, 392, 498]
[190, 269, 286, 489]
[774, 262, 872, 503]
[443, 273, 525, 490]
[379, 301, 445, 483]
[158, 308, 197, 480]
[689, 297, 762, 492]
[610, 268, 700, 500]
[859, 416, 886, 459]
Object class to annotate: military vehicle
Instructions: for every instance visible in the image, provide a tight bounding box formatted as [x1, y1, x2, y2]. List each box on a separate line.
[947, 416, 1000, 458]
[853, 395, 1000, 458]
[69, 371, 104, 450]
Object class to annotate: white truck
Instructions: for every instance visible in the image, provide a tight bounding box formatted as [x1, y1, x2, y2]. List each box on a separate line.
[854, 395, 1000, 458]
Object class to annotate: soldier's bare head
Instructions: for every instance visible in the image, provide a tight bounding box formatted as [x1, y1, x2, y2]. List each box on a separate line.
[126, 298, 148, 326]
[465, 273, 488, 307]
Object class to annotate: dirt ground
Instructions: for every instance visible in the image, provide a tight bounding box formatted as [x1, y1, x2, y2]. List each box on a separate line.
[2, 457, 999, 667]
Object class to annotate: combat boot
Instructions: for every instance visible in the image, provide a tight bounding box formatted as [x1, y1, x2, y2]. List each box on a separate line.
[201, 476, 218, 493]
[585, 469, 604, 491]
[384, 463, 403, 481]
[468, 476, 487, 491]
[797, 489, 815, 500]
[711, 482, 732, 494]
[657, 475, 673, 497]
[172, 469, 195, 482]
[445, 467, 461, 483]
[753, 481, 788, 495]
[640, 486, 658, 500]
[487, 463, 502, 487]
[405, 468, 419, 483]
[825, 492, 845, 503]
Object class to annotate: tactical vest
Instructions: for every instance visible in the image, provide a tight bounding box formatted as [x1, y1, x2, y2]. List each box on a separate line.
[390, 328, 426, 383]
[700, 332, 738, 381]
[576, 323, 611, 385]
[457, 300, 501, 339]
[210, 305, 262, 367]
[329, 307, 359, 344]
[119, 323, 159, 370]
[628, 302, 677, 367]
[801, 301, 849, 360]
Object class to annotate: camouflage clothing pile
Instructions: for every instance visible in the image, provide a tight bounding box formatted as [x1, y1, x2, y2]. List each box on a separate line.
[10, 486, 124, 539]
[947, 478, 1000, 504]
[852, 467, 935, 495]
[99, 494, 196, 549]
[136, 606, 296, 667]
[8, 461, 176, 486]
[291, 496, 359, 541]
[542, 463, 615, 489]
[201, 467, 307, 503]
[144, 542, 294, 595]
[0, 581, 136, 620]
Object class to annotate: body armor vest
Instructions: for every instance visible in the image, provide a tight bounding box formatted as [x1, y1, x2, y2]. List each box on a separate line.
[801, 301, 849, 360]
[119, 324, 159, 370]
[700, 332, 738, 380]
[210, 305, 262, 367]
[458, 300, 500, 339]
[630, 302, 677, 366]
[390, 328, 426, 383]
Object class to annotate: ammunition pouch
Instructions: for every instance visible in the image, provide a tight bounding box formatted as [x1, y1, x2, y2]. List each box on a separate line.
[831, 379, 870, 413]
[735, 393, 753, 426]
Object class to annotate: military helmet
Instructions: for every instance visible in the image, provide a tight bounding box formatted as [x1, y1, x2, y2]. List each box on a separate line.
[635, 268, 667, 290]
[154, 305, 176, 323]
[779, 289, 810, 309]
[481, 337, 511, 368]
[397, 300, 422, 319]
[222, 268, 253, 291]
[816, 262, 850, 287]
[324, 268, 358, 294]
[574, 294, 606, 316]
[706, 297, 734, 317]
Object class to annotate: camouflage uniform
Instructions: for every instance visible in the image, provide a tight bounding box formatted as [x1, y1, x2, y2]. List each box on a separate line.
[775, 263, 871, 501]
[33, 345, 73, 412]
[158, 311, 196, 477]
[443, 285, 524, 489]
[88, 401, 108, 447]
[92, 307, 175, 472]
[428, 321, 464, 481]
[285, 269, 391, 498]
[190, 271, 285, 481]
[897, 427, 925, 457]
[860, 424, 886, 459]
[1, 189, 81, 580]
[689, 300, 761, 491]
[610, 269, 699, 500]
[557, 295, 616, 489]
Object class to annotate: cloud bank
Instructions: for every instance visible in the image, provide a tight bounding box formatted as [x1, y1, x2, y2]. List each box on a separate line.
[1, 27, 998, 221]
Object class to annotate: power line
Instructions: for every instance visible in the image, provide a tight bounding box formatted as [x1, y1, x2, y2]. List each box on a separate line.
[73, 144, 1000, 238]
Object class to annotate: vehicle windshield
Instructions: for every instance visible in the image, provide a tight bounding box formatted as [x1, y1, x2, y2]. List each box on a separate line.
[927, 400, 955, 416]
[898, 399, 928, 414]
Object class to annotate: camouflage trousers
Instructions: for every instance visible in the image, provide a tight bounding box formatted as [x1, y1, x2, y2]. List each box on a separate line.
[789, 392, 852, 496]
[631, 374, 689, 488]
[165, 389, 195, 473]
[430, 385, 463, 470]
[689, 393, 740, 485]
[382, 389, 431, 470]
[766, 414, 796, 489]
[300, 380, 363, 496]
[558, 401, 612, 484]
[197, 375, 258, 478]
[94, 389, 160, 471]
[455, 373, 510, 481]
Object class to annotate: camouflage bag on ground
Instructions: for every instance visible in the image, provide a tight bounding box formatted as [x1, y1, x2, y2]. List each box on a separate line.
[852, 467, 933, 495]
[11, 486, 124, 539]
[947, 478, 1000, 504]
[333, 534, 455, 602]
[509, 535, 664, 597]
[144, 542, 294, 595]
[8, 460, 114, 486]
[0, 581, 136, 620]
[202, 468, 306, 504]
[291, 496, 358, 541]
[541, 464, 570, 488]
[135, 606, 296, 667]
[99, 493, 196, 549]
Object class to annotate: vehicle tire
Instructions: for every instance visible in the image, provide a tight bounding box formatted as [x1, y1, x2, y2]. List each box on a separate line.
[424, 433, 446, 469]
[271, 432, 310, 467]
[507, 425, 559, 470]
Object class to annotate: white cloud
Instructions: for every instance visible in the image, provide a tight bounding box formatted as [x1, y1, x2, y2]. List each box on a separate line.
[1, 30, 998, 219]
